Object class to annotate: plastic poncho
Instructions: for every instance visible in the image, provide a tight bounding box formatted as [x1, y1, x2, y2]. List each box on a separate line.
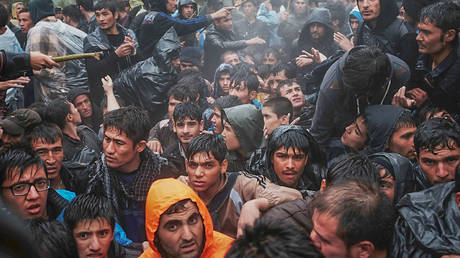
[113, 27, 179, 126]
[26, 20, 88, 102]
[140, 178, 234, 258]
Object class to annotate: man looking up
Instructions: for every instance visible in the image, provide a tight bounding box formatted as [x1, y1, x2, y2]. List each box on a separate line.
[262, 97, 292, 138]
[140, 178, 234, 257]
[84, 0, 140, 106]
[67, 88, 102, 133]
[277, 79, 313, 129]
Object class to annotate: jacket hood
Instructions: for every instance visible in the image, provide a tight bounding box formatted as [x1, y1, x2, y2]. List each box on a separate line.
[213, 63, 234, 98]
[223, 104, 263, 158]
[143, 178, 230, 257]
[364, 105, 408, 155]
[369, 152, 416, 204]
[349, 6, 363, 22]
[299, 8, 334, 44]
[361, 0, 398, 31]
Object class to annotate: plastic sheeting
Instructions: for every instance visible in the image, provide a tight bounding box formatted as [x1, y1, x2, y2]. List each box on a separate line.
[114, 27, 180, 126]
[26, 20, 88, 102]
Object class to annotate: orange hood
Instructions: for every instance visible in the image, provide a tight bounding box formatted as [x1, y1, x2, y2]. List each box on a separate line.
[141, 178, 233, 258]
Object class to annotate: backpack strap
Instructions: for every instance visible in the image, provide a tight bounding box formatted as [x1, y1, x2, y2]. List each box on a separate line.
[207, 172, 240, 231]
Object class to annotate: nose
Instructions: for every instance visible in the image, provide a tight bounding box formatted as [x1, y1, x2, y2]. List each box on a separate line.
[46, 151, 56, 165]
[182, 225, 194, 241]
[435, 163, 449, 179]
[194, 165, 204, 178]
[416, 32, 423, 41]
[287, 157, 295, 169]
[310, 231, 321, 251]
[362, 0, 369, 7]
[26, 184, 40, 200]
[89, 236, 101, 252]
[105, 141, 115, 154]
[183, 124, 190, 133]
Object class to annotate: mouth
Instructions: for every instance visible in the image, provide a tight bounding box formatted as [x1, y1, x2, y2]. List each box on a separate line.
[86, 253, 103, 257]
[105, 156, 117, 163]
[27, 204, 41, 215]
[191, 181, 206, 188]
[281, 170, 297, 180]
[180, 242, 197, 253]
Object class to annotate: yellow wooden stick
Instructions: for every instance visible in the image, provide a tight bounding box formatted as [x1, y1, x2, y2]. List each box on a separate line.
[52, 52, 103, 62]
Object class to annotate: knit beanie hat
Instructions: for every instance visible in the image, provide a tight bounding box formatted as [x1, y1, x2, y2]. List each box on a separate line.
[29, 0, 55, 24]
[180, 47, 202, 67]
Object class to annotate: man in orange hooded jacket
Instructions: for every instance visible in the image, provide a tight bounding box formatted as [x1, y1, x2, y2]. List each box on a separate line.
[140, 178, 234, 258]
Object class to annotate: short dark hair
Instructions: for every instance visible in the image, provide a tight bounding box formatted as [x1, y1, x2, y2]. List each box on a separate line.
[342, 46, 391, 96]
[167, 84, 199, 102]
[64, 193, 116, 231]
[231, 64, 259, 92]
[325, 153, 380, 187]
[0, 146, 46, 186]
[263, 97, 293, 119]
[226, 218, 322, 258]
[414, 117, 460, 155]
[26, 122, 63, 146]
[173, 102, 202, 123]
[312, 181, 394, 250]
[212, 95, 242, 110]
[62, 5, 81, 23]
[29, 220, 75, 258]
[0, 3, 8, 28]
[393, 110, 416, 132]
[76, 0, 94, 11]
[45, 98, 71, 130]
[94, 0, 117, 14]
[326, 1, 347, 25]
[103, 106, 151, 144]
[269, 63, 287, 77]
[176, 70, 209, 100]
[263, 48, 281, 62]
[419, 1, 460, 44]
[276, 79, 298, 95]
[186, 133, 227, 163]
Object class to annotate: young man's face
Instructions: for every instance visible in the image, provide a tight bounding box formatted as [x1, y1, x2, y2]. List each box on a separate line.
[358, 0, 381, 22]
[416, 19, 449, 55]
[180, 61, 199, 72]
[241, 1, 256, 19]
[309, 22, 326, 40]
[222, 121, 241, 151]
[173, 118, 204, 147]
[223, 53, 240, 66]
[181, 3, 195, 19]
[349, 17, 359, 34]
[1, 165, 48, 219]
[263, 53, 279, 66]
[279, 83, 305, 110]
[73, 219, 114, 258]
[262, 106, 287, 137]
[215, 14, 233, 31]
[31, 138, 64, 181]
[186, 152, 227, 194]
[168, 96, 184, 119]
[218, 73, 231, 94]
[272, 147, 308, 188]
[310, 210, 353, 258]
[211, 107, 224, 134]
[166, 0, 178, 14]
[95, 8, 118, 31]
[387, 126, 416, 160]
[18, 12, 33, 33]
[379, 168, 395, 203]
[74, 94, 93, 119]
[341, 116, 368, 150]
[293, 0, 308, 15]
[229, 81, 251, 104]
[103, 126, 144, 173]
[157, 200, 205, 258]
[417, 142, 460, 185]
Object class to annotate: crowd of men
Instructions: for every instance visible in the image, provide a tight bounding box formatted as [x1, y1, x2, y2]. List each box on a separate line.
[0, 0, 460, 256]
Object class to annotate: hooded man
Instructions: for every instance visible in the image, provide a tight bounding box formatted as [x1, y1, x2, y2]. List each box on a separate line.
[212, 63, 233, 98]
[177, 0, 200, 47]
[140, 178, 234, 257]
[221, 104, 264, 172]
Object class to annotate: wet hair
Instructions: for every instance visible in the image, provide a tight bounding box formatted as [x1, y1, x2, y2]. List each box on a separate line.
[325, 153, 380, 187]
[414, 118, 460, 155]
[26, 122, 63, 146]
[0, 3, 8, 28]
[263, 97, 292, 119]
[226, 218, 322, 258]
[269, 63, 288, 77]
[94, 0, 117, 14]
[45, 98, 71, 130]
[393, 110, 416, 132]
[342, 46, 391, 96]
[29, 220, 76, 258]
[177, 70, 209, 99]
[62, 5, 81, 23]
[117, 0, 130, 12]
[76, 0, 94, 11]
[103, 106, 151, 144]
[167, 84, 198, 102]
[212, 95, 242, 110]
[173, 102, 202, 123]
[186, 133, 227, 163]
[276, 79, 299, 96]
[64, 193, 116, 231]
[256, 64, 272, 80]
[419, 1, 460, 44]
[312, 181, 394, 250]
[231, 64, 259, 93]
[326, 1, 347, 27]
[29, 102, 49, 121]
[263, 48, 281, 63]
[0, 146, 46, 186]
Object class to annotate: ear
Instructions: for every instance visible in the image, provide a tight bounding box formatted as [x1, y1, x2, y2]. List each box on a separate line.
[66, 113, 73, 122]
[443, 29, 456, 43]
[114, 11, 119, 20]
[351, 241, 375, 258]
[249, 90, 257, 101]
[0, 27, 7, 35]
[135, 140, 147, 153]
[199, 120, 204, 131]
[220, 159, 228, 174]
[320, 179, 327, 192]
[455, 192, 460, 209]
[280, 114, 290, 125]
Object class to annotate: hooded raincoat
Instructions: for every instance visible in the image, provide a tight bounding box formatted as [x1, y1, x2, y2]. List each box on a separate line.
[140, 178, 234, 258]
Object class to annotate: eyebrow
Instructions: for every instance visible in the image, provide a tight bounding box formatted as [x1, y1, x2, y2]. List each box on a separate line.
[355, 121, 363, 136]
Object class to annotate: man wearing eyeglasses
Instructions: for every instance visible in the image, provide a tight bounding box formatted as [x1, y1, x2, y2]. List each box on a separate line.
[0, 147, 50, 219]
